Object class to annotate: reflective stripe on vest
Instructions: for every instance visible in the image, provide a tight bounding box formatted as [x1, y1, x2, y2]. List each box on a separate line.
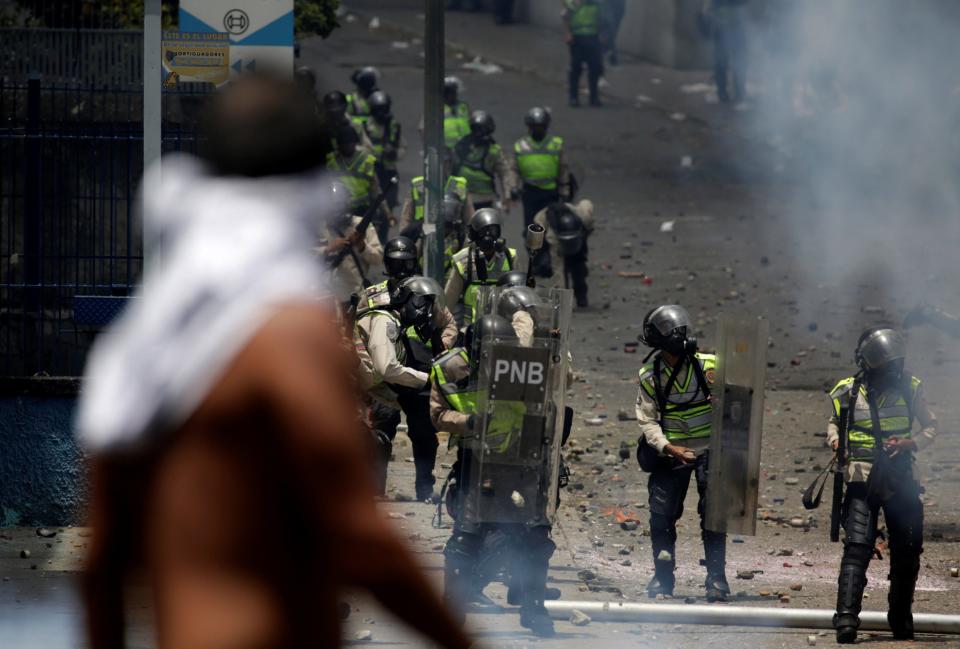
[444, 102, 471, 148]
[411, 175, 468, 222]
[431, 348, 479, 415]
[347, 93, 370, 120]
[515, 135, 563, 190]
[830, 377, 920, 462]
[327, 151, 376, 210]
[640, 353, 716, 442]
[458, 144, 500, 196]
[453, 246, 517, 325]
[566, 1, 600, 36]
[363, 280, 391, 310]
[364, 119, 400, 163]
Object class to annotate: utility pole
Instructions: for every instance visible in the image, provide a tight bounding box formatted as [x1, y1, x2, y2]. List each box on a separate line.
[143, 0, 162, 267]
[422, 0, 445, 283]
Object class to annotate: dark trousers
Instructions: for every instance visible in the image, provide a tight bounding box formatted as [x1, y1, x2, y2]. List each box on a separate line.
[713, 13, 747, 101]
[569, 36, 604, 102]
[562, 246, 589, 307]
[836, 479, 923, 629]
[647, 451, 726, 585]
[372, 394, 439, 499]
[521, 185, 559, 275]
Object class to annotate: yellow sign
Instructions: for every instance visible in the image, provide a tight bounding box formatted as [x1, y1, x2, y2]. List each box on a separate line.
[161, 31, 230, 88]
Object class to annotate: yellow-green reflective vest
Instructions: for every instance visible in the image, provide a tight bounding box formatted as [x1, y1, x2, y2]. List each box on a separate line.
[354, 309, 406, 383]
[364, 118, 401, 169]
[830, 376, 920, 462]
[457, 143, 501, 196]
[444, 101, 471, 148]
[361, 279, 391, 311]
[639, 353, 716, 443]
[452, 246, 517, 325]
[515, 135, 563, 190]
[327, 151, 377, 211]
[411, 175, 468, 222]
[566, 0, 601, 36]
[346, 92, 371, 122]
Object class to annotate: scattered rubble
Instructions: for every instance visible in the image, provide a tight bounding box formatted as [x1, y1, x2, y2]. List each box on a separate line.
[569, 609, 592, 626]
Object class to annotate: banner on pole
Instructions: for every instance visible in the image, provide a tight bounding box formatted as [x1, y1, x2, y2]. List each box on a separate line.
[161, 32, 230, 88]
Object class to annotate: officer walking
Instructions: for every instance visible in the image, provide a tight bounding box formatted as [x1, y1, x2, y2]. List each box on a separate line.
[347, 66, 380, 123]
[635, 305, 731, 602]
[326, 126, 392, 245]
[452, 111, 514, 211]
[511, 107, 571, 235]
[445, 208, 518, 326]
[402, 189, 474, 277]
[322, 90, 374, 152]
[364, 91, 405, 217]
[317, 181, 383, 304]
[400, 160, 473, 233]
[563, 0, 606, 107]
[430, 314, 558, 636]
[355, 276, 449, 501]
[827, 328, 936, 643]
[533, 200, 594, 307]
[424, 76, 472, 150]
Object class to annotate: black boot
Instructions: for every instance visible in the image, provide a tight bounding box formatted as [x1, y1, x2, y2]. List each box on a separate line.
[646, 554, 675, 598]
[647, 523, 676, 597]
[887, 552, 920, 640]
[443, 532, 483, 624]
[703, 531, 730, 602]
[835, 543, 872, 644]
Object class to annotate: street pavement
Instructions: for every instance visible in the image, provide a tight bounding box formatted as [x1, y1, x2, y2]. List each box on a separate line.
[3, 5, 960, 648]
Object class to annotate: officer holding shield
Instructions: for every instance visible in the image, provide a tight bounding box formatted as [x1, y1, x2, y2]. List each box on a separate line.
[635, 304, 730, 602]
[533, 199, 594, 306]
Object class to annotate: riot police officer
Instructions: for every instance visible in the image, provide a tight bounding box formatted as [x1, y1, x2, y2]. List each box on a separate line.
[533, 200, 594, 307]
[452, 111, 514, 211]
[563, 0, 606, 107]
[364, 91, 405, 219]
[430, 314, 558, 636]
[322, 90, 374, 152]
[511, 107, 571, 232]
[347, 66, 380, 123]
[827, 328, 937, 643]
[355, 276, 447, 501]
[635, 305, 730, 602]
[317, 181, 383, 304]
[402, 189, 473, 277]
[444, 208, 518, 326]
[400, 153, 473, 236]
[443, 77, 471, 149]
[326, 126, 392, 245]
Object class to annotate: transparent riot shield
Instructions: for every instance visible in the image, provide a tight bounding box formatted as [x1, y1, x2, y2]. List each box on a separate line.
[704, 315, 769, 535]
[460, 286, 572, 528]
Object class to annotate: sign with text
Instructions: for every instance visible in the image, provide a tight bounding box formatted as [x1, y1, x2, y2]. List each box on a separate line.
[161, 32, 230, 88]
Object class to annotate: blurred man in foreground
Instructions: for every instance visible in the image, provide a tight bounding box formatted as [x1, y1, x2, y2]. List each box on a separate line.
[76, 75, 471, 649]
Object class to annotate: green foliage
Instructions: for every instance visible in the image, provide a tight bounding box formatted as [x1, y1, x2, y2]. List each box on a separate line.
[295, 0, 340, 38]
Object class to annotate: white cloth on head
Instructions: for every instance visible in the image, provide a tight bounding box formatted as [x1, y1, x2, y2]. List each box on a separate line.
[76, 155, 333, 454]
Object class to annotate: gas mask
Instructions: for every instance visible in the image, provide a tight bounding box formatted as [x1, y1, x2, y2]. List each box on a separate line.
[662, 330, 698, 357]
[529, 125, 548, 141]
[475, 224, 502, 255]
[866, 359, 905, 390]
[400, 294, 434, 331]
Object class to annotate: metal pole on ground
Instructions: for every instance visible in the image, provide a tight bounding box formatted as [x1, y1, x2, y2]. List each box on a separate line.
[544, 600, 960, 635]
[422, 0, 445, 283]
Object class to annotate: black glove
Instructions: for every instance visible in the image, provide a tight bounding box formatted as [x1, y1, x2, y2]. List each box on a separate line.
[466, 414, 476, 431]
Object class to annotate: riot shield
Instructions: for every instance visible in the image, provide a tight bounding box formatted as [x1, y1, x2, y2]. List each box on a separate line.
[704, 315, 769, 535]
[460, 286, 572, 529]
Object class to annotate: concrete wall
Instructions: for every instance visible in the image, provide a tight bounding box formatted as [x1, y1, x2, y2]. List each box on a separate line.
[517, 0, 712, 69]
[0, 379, 85, 527]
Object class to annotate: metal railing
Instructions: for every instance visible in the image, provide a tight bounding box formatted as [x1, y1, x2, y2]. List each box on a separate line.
[0, 27, 144, 85]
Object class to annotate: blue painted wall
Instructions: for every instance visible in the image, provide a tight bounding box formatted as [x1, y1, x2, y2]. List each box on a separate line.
[0, 379, 85, 527]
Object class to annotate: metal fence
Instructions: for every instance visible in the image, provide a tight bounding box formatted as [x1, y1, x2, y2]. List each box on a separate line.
[0, 73, 207, 377]
[0, 27, 144, 85]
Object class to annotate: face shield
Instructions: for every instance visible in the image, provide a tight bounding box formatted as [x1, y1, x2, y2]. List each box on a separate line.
[385, 255, 419, 280]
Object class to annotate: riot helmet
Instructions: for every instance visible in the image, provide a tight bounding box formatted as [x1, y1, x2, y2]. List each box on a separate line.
[469, 110, 495, 139]
[334, 124, 359, 156]
[351, 66, 380, 94]
[464, 313, 517, 357]
[855, 327, 906, 385]
[497, 286, 540, 321]
[322, 90, 348, 118]
[524, 106, 551, 140]
[295, 66, 316, 93]
[467, 207, 503, 254]
[640, 304, 696, 356]
[442, 191, 464, 226]
[383, 236, 420, 280]
[443, 76, 462, 103]
[496, 270, 528, 288]
[548, 203, 585, 256]
[368, 91, 391, 119]
[392, 275, 441, 330]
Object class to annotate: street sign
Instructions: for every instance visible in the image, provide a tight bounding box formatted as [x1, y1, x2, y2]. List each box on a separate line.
[179, 1, 294, 78]
[161, 32, 230, 88]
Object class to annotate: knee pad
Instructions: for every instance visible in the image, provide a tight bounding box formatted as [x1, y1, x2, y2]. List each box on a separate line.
[843, 499, 876, 546]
